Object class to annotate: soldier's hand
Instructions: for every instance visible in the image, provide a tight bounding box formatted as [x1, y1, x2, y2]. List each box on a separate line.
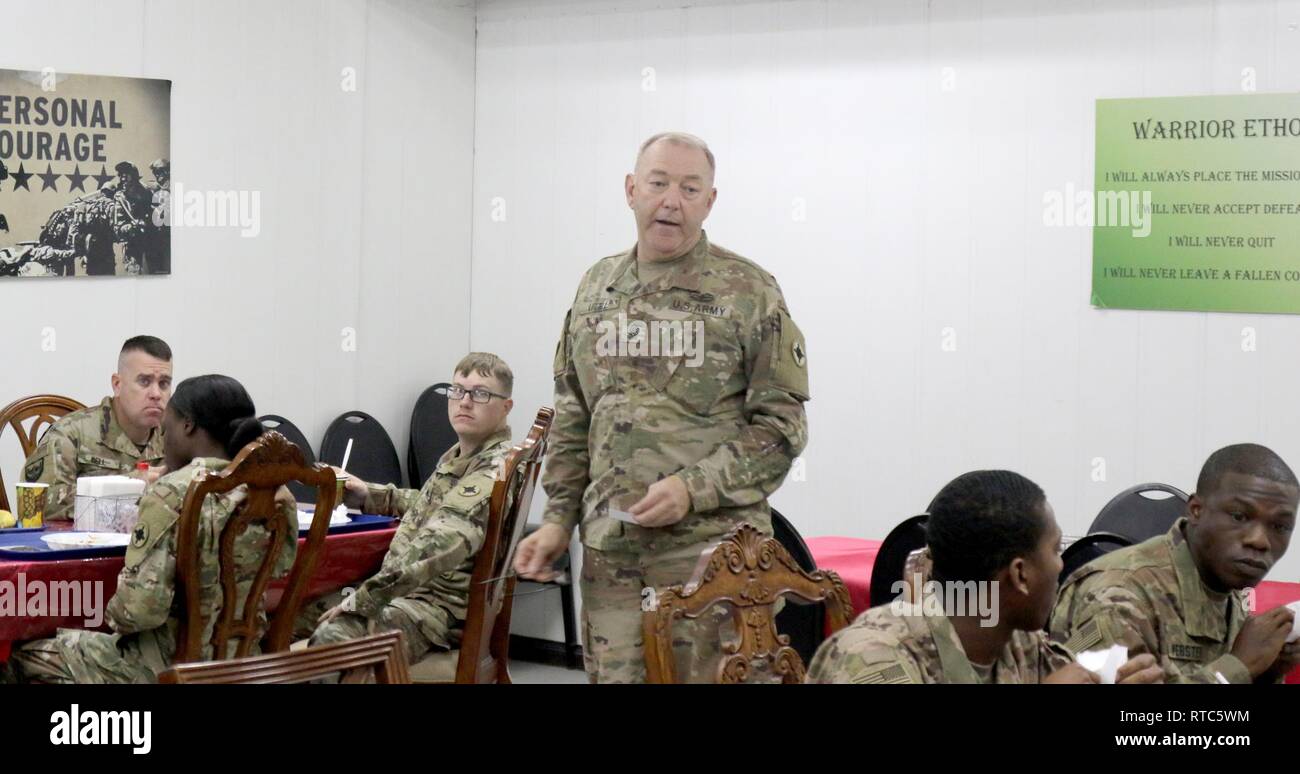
[629, 476, 691, 528]
[1043, 663, 1101, 684]
[1269, 639, 1300, 677]
[1231, 606, 1293, 678]
[328, 465, 369, 509]
[1115, 654, 1164, 684]
[317, 601, 347, 627]
[515, 522, 570, 582]
[131, 465, 167, 486]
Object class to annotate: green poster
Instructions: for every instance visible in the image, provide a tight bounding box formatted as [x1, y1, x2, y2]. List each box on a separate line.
[1090, 93, 1300, 314]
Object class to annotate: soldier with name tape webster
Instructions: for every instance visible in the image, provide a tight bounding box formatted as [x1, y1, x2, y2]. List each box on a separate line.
[1052, 444, 1299, 684]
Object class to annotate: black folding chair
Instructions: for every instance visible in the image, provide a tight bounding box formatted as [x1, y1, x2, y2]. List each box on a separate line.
[515, 522, 581, 669]
[258, 414, 318, 504]
[770, 508, 826, 666]
[1059, 531, 1134, 586]
[319, 411, 404, 488]
[869, 514, 929, 608]
[1088, 483, 1188, 544]
[407, 383, 459, 489]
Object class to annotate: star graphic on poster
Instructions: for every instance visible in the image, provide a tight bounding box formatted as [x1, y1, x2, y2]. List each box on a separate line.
[65, 165, 89, 192]
[37, 164, 60, 192]
[10, 163, 33, 191]
[92, 164, 115, 190]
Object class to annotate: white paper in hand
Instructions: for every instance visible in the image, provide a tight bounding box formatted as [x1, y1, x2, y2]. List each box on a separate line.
[1287, 601, 1300, 643]
[1076, 643, 1128, 684]
[609, 508, 639, 525]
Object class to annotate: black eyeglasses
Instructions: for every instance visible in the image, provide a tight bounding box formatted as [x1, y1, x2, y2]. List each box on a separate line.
[442, 385, 509, 404]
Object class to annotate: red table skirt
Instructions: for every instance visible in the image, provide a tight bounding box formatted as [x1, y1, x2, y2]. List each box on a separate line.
[0, 526, 396, 661]
[808, 535, 1300, 684]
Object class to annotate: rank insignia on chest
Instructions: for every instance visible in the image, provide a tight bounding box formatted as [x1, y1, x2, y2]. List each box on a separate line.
[460, 484, 481, 497]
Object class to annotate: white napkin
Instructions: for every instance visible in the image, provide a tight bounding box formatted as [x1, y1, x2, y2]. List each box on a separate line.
[1287, 601, 1300, 644]
[297, 504, 350, 528]
[1076, 643, 1128, 684]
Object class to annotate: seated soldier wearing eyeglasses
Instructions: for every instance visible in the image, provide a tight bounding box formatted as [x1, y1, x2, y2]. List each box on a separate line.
[308, 353, 515, 663]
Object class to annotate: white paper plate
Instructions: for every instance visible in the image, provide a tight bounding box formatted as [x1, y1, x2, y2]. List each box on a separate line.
[40, 532, 131, 548]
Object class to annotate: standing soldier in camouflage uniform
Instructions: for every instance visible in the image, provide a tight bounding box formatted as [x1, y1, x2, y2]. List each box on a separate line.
[23, 335, 172, 521]
[5, 375, 296, 683]
[310, 353, 515, 663]
[1051, 444, 1299, 684]
[514, 133, 810, 683]
[144, 158, 170, 274]
[111, 162, 154, 275]
[807, 470, 1162, 684]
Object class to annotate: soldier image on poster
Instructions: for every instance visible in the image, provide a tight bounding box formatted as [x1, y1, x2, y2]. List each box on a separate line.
[145, 158, 170, 274]
[0, 158, 169, 277]
[0, 157, 8, 233]
[109, 161, 155, 275]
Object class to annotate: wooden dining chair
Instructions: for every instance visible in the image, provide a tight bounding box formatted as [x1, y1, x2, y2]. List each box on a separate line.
[407, 406, 555, 684]
[642, 522, 854, 684]
[172, 430, 341, 663]
[159, 630, 411, 684]
[0, 394, 85, 512]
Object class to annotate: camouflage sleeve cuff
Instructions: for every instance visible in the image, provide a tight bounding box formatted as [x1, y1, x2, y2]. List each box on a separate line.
[541, 504, 580, 534]
[363, 483, 396, 516]
[348, 585, 383, 619]
[1209, 654, 1251, 684]
[678, 468, 718, 514]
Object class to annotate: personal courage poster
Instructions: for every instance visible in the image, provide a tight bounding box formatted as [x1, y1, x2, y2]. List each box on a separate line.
[0, 68, 170, 278]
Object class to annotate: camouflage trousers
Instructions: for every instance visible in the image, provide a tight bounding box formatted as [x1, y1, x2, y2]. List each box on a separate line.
[581, 540, 741, 684]
[307, 591, 454, 665]
[2, 630, 157, 684]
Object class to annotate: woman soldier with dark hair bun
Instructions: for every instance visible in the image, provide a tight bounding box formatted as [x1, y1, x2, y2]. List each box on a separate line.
[5, 375, 298, 684]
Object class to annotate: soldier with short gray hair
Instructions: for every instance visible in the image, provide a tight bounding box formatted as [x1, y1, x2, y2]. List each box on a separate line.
[515, 132, 810, 683]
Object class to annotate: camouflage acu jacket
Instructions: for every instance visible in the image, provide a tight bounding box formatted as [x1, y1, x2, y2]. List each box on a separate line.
[542, 232, 810, 552]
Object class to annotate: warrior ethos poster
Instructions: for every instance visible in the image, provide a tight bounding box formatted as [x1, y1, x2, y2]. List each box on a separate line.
[0, 68, 170, 278]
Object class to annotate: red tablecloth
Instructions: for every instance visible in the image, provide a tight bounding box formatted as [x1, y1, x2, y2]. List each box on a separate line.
[805, 537, 881, 615]
[0, 526, 396, 662]
[808, 535, 1300, 684]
